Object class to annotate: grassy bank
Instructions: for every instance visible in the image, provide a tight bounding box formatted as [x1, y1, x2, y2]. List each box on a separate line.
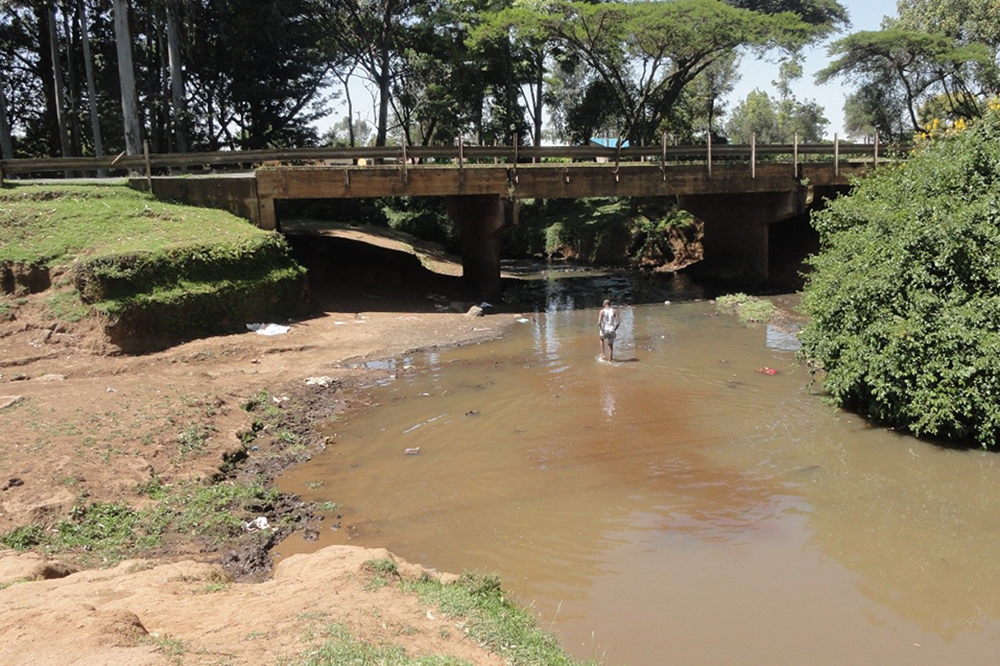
[0, 182, 307, 346]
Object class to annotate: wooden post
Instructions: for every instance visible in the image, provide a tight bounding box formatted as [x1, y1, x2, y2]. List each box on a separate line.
[834, 133, 839, 177]
[751, 132, 756, 179]
[459, 135, 464, 171]
[512, 133, 518, 183]
[874, 131, 879, 167]
[707, 132, 712, 178]
[143, 140, 152, 189]
[661, 131, 667, 181]
[793, 133, 799, 179]
[401, 142, 408, 185]
[0, 163, 5, 187]
[614, 134, 622, 182]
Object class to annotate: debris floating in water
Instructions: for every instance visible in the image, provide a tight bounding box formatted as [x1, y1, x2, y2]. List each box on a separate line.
[404, 447, 421, 455]
[756, 367, 779, 376]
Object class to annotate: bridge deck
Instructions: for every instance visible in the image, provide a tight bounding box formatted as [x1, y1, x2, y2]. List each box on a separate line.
[255, 161, 868, 201]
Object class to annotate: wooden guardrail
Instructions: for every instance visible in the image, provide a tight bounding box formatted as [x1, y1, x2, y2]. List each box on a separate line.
[0, 135, 902, 180]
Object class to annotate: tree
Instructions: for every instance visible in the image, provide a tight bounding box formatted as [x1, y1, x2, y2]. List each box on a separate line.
[78, 0, 104, 159]
[112, 0, 141, 154]
[164, 0, 186, 152]
[818, 28, 996, 135]
[800, 101, 1000, 448]
[0, 65, 13, 158]
[726, 60, 827, 142]
[726, 89, 780, 142]
[540, 0, 825, 145]
[323, 0, 417, 147]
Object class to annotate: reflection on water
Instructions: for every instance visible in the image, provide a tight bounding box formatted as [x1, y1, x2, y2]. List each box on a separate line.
[278, 287, 1000, 665]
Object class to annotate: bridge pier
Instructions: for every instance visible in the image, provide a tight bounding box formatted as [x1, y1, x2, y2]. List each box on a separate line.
[678, 191, 809, 282]
[445, 194, 507, 301]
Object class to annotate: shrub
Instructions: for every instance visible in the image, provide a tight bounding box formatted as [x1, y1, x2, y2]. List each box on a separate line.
[800, 105, 1000, 447]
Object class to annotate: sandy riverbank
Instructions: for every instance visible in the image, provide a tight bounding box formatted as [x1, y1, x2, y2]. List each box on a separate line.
[0, 283, 539, 663]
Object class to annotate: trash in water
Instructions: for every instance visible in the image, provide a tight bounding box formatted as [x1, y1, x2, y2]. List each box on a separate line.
[242, 516, 269, 531]
[664, 300, 671, 305]
[516, 317, 530, 323]
[479, 302, 493, 308]
[247, 323, 290, 336]
[405, 447, 421, 455]
[756, 367, 779, 375]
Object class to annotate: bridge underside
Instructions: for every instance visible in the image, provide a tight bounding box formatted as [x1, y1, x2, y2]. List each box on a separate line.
[136, 162, 865, 297]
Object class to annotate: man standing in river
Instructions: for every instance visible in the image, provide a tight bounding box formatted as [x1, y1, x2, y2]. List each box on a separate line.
[598, 299, 620, 362]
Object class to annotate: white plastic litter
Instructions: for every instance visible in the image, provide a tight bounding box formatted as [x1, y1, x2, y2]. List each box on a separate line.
[246, 323, 290, 336]
[516, 317, 530, 323]
[243, 516, 269, 531]
[305, 376, 335, 387]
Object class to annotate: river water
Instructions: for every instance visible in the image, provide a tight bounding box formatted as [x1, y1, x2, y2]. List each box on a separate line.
[277, 272, 1000, 665]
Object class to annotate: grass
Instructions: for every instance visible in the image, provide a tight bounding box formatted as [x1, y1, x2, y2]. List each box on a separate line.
[291, 623, 471, 666]
[0, 183, 308, 343]
[0, 480, 284, 566]
[0, 184, 263, 266]
[715, 292, 776, 324]
[286, 565, 589, 666]
[404, 572, 591, 666]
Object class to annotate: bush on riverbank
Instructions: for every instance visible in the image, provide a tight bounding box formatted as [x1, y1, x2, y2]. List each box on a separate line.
[0, 184, 307, 348]
[800, 102, 1000, 448]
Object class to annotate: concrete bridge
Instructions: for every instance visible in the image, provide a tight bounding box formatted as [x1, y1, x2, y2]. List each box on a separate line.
[1, 142, 886, 298]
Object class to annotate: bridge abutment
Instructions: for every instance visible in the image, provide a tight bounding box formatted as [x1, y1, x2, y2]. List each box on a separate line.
[678, 190, 809, 282]
[445, 194, 507, 301]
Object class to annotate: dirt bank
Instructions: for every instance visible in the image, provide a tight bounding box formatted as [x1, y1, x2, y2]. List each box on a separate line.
[0, 266, 537, 662]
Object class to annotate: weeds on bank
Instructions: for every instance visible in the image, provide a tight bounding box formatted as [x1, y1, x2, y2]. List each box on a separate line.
[405, 572, 591, 666]
[291, 622, 470, 666]
[0, 480, 282, 566]
[715, 293, 776, 324]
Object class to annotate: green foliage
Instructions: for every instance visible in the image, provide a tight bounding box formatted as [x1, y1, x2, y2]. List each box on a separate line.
[0, 524, 45, 551]
[716, 293, 777, 324]
[0, 480, 285, 564]
[405, 572, 589, 666]
[801, 105, 1000, 447]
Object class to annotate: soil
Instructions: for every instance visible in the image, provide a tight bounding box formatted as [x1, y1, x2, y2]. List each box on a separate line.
[0, 233, 525, 664]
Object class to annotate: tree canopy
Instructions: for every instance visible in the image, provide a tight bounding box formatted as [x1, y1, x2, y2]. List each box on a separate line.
[0, 0, 847, 158]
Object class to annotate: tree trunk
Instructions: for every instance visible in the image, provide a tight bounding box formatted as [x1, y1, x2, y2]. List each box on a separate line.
[376, 49, 390, 146]
[165, 0, 187, 152]
[35, 5, 60, 156]
[78, 0, 104, 161]
[112, 0, 142, 155]
[0, 66, 13, 160]
[62, 2, 82, 155]
[48, 2, 72, 158]
[533, 49, 543, 150]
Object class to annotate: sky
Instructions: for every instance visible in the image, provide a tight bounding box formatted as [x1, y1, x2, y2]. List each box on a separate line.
[317, 0, 902, 142]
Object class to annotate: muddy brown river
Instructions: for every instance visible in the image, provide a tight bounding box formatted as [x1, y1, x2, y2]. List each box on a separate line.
[277, 281, 1000, 664]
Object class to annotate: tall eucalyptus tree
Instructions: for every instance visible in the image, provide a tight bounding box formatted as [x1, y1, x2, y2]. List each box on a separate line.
[112, 0, 141, 154]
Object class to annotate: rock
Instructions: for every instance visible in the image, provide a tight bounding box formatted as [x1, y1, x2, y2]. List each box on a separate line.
[36, 374, 66, 382]
[1, 477, 24, 491]
[0, 395, 24, 410]
[465, 306, 484, 317]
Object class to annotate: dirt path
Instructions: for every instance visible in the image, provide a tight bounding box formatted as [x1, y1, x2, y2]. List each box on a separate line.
[0, 287, 526, 664]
